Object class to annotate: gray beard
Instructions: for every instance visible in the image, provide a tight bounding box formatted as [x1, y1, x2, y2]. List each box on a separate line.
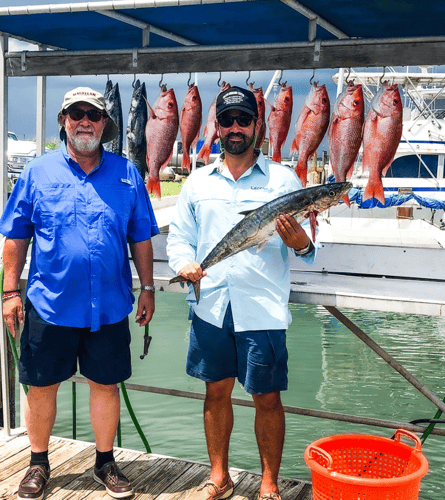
[71, 135, 101, 152]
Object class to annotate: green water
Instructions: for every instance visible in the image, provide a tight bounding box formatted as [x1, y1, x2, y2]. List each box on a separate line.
[50, 292, 444, 500]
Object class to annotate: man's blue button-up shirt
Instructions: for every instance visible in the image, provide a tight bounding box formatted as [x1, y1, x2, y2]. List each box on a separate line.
[0, 145, 159, 331]
[167, 152, 316, 332]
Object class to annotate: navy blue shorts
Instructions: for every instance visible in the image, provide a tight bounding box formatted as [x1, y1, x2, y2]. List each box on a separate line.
[19, 300, 132, 387]
[186, 303, 288, 394]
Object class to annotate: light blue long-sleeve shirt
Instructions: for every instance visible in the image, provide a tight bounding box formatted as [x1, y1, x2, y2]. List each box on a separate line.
[167, 152, 316, 332]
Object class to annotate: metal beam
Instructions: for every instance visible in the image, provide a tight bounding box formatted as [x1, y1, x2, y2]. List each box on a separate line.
[0, 0, 256, 16]
[36, 45, 46, 156]
[99, 10, 198, 46]
[5, 37, 445, 77]
[279, 0, 349, 40]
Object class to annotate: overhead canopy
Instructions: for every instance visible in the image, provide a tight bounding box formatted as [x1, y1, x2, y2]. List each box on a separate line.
[2, 0, 445, 76]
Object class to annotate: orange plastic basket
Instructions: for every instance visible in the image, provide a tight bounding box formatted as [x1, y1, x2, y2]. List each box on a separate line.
[304, 429, 428, 500]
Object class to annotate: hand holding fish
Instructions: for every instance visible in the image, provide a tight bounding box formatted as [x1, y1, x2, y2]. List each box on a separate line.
[276, 214, 310, 250]
[178, 262, 207, 283]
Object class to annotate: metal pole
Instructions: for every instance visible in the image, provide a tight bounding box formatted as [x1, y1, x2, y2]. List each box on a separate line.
[36, 45, 47, 157]
[325, 305, 445, 414]
[0, 35, 10, 438]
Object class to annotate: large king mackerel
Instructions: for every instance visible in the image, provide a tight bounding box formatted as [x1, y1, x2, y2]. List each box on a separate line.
[169, 182, 352, 303]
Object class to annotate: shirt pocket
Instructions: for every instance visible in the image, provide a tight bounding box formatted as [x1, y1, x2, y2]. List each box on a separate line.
[101, 186, 134, 229]
[36, 186, 76, 232]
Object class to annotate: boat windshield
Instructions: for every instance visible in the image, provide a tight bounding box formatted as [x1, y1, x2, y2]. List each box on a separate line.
[387, 154, 439, 178]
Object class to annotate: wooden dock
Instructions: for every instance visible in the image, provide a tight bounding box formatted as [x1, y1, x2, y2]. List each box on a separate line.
[0, 434, 312, 500]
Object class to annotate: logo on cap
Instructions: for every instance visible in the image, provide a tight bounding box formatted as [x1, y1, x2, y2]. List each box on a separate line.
[223, 91, 245, 105]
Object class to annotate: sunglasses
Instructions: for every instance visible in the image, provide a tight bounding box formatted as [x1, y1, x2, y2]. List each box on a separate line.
[217, 114, 254, 128]
[64, 108, 106, 122]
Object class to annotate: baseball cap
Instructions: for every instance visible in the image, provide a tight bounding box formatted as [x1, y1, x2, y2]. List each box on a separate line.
[216, 86, 258, 118]
[57, 87, 119, 144]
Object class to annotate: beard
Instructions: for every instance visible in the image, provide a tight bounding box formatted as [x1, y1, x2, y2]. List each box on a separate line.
[221, 132, 255, 155]
[67, 127, 101, 152]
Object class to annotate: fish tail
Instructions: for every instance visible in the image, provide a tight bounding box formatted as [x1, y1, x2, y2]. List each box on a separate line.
[197, 144, 210, 164]
[272, 149, 282, 163]
[168, 275, 201, 304]
[181, 150, 191, 172]
[147, 178, 162, 199]
[363, 178, 385, 205]
[295, 159, 308, 187]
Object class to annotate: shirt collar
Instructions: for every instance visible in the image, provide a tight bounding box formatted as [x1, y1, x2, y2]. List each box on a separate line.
[61, 141, 106, 174]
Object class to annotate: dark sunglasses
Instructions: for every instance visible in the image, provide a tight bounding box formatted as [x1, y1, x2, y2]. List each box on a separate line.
[217, 114, 254, 128]
[64, 108, 106, 122]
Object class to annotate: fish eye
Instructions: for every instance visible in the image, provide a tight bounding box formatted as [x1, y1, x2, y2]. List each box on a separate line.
[329, 190, 336, 196]
[394, 99, 399, 105]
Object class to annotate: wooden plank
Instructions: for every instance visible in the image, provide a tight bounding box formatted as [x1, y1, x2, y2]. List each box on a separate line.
[6, 39, 445, 77]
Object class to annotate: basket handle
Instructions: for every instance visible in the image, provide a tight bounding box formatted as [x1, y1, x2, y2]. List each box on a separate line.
[394, 429, 422, 451]
[307, 445, 334, 471]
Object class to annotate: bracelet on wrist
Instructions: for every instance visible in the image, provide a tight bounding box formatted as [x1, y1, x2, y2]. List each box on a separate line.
[2, 292, 22, 301]
[140, 285, 155, 293]
[293, 240, 314, 256]
[3, 289, 20, 294]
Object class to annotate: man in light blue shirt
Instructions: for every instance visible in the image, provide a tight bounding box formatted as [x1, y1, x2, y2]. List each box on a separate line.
[1, 87, 159, 500]
[167, 86, 315, 500]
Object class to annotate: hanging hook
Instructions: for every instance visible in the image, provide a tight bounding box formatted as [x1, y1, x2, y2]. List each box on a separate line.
[159, 74, 164, 88]
[309, 68, 316, 85]
[380, 66, 386, 85]
[345, 68, 351, 84]
[277, 71, 283, 86]
[187, 72, 193, 87]
[217, 72, 222, 87]
[246, 71, 251, 86]
[132, 74, 137, 88]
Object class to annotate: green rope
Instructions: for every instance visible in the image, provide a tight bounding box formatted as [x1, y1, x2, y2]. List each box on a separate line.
[120, 378, 152, 453]
[421, 396, 445, 444]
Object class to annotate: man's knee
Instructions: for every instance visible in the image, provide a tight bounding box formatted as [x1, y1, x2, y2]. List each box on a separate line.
[205, 378, 235, 402]
[252, 391, 282, 412]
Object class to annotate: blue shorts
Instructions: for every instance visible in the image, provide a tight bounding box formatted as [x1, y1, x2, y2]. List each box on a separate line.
[186, 303, 288, 394]
[19, 300, 132, 387]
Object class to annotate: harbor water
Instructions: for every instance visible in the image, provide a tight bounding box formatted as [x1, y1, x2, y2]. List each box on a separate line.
[48, 291, 444, 500]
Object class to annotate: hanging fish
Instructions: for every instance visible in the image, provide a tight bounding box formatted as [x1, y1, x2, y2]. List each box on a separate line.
[126, 80, 148, 180]
[179, 83, 202, 173]
[197, 82, 231, 165]
[328, 81, 364, 206]
[362, 82, 403, 204]
[103, 80, 123, 156]
[249, 83, 267, 148]
[291, 82, 330, 187]
[145, 85, 179, 199]
[267, 83, 293, 163]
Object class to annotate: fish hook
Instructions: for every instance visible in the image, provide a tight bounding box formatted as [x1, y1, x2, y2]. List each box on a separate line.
[217, 72, 222, 87]
[380, 66, 386, 85]
[309, 69, 316, 85]
[187, 72, 193, 87]
[132, 74, 137, 88]
[246, 71, 252, 86]
[345, 68, 351, 84]
[277, 71, 283, 86]
[159, 74, 164, 88]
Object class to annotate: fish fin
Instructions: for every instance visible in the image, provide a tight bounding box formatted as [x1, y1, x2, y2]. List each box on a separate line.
[197, 144, 210, 164]
[265, 100, 275, 111]
[160, 150, 174, 171]
[192, 281, 201, 305]
[382, 162, 392, 177]
[290, 138, 299, 156]
[182, 150, 191, 172]
[342, 193, 350, 207]
[143, 95, 156, 120]
[191, 130, 200, 149]
[257, 240, 268, 252]
[238, 209, 253, 216]
[169, 275, 187, 284]
[295, 159, 308, 187]
[309, 212, 318, 242]
[363, 179, 385, 205]
[147, 178, 162, 199]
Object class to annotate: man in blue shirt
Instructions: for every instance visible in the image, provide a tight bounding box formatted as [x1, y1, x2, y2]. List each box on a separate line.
[1, 87, 159, 500]
[167, 86, 315, 500]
